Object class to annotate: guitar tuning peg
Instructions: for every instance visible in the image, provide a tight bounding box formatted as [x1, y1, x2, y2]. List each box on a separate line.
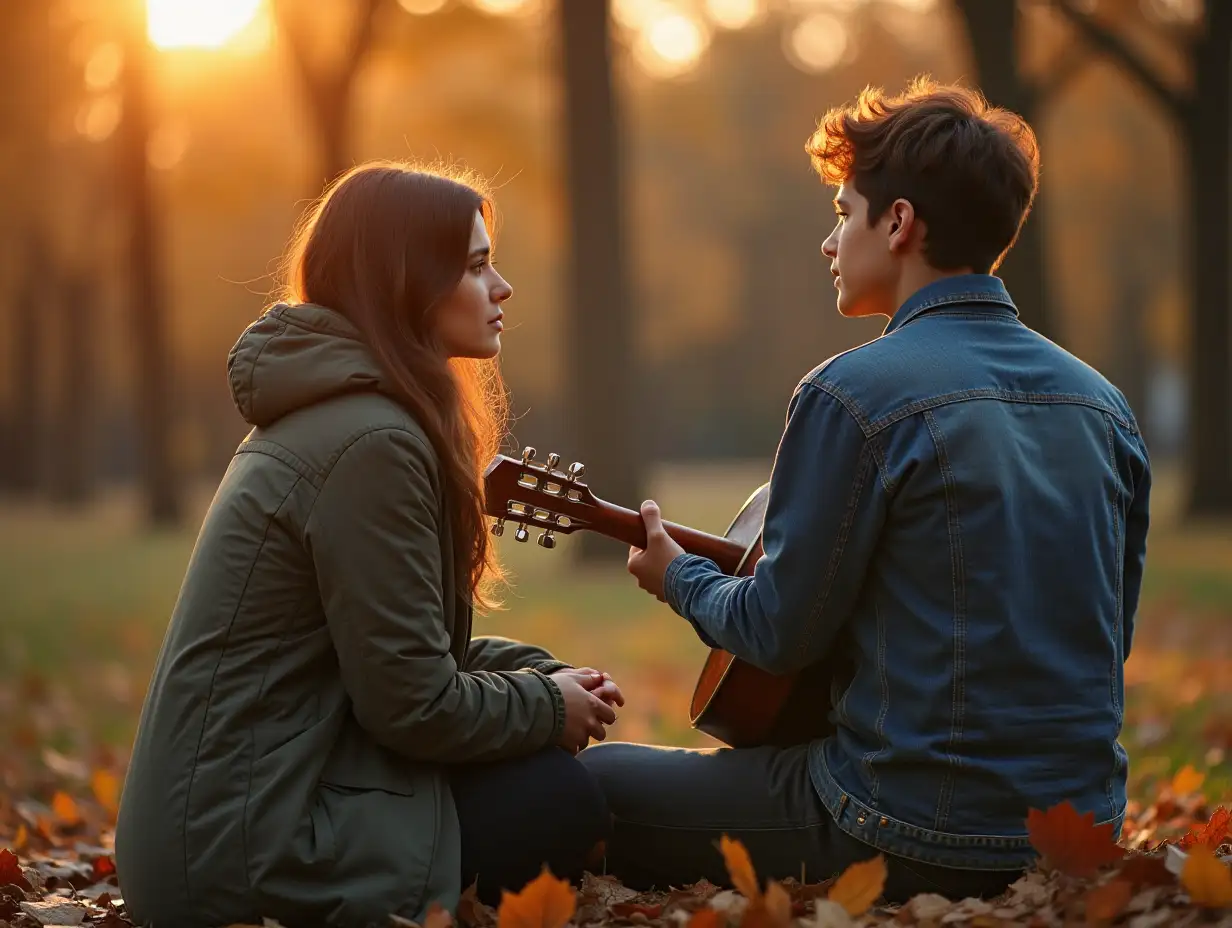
[521, 447, 537, 466]
[567, 461, 586, 482]
[546, 452, 561, 470]
[514, 523, 530, 543]
[536, 529, 557, 549]
[490, 518, 505, 537]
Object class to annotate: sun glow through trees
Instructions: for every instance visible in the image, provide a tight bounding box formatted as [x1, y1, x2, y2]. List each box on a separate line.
[146, 0, 264, 50]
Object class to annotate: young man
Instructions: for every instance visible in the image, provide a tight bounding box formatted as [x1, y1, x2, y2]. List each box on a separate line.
[579, 78, 1150, 903]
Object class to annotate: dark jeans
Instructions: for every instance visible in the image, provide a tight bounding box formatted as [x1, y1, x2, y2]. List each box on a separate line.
[577, 742, 1021, 904]
[451, 747, 610, 905]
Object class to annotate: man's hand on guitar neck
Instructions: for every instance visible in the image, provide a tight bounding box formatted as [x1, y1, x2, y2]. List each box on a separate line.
[627, 500, 686, 603]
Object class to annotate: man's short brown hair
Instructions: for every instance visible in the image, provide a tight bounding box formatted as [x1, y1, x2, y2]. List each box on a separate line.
[805, 77, 1040, 274]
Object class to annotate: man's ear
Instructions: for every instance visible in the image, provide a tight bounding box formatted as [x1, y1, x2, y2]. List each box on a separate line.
[886, 198, 917, 253]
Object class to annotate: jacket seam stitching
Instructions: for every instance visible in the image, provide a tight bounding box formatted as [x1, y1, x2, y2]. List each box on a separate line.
[796, 441, 875, 661]
[244, 320, 288, 425]
[923, 410, 966, 831]
[1103, 413, 1124, 816]
[865, 391, 1138, 436]
[183, 473, 303, 906]
[807, 380, 873, 435]
[861, 592, 889, 804]
[236, 440, 322, 488]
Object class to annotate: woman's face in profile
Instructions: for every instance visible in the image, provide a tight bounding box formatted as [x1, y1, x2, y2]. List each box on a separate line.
[434, 210, 513, 359]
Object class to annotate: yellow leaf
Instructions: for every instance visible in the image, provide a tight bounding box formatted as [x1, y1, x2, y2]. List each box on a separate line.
[827, 855, 886, 916]
[497, 866, 576, 928]
[719, 835, 761, 900]
[51, 791, 81, 826]
[1181, 845, 1232, 908]
[1171, 765, 1206, 797]
[12, 824, 28, 852]
[92, 769, 120, 819]
[762, 881, 793, 926]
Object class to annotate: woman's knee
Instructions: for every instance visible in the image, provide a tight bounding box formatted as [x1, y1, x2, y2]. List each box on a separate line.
[538, 747, 610, 839]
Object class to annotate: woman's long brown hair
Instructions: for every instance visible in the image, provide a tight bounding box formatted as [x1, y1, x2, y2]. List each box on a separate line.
[281, 162, 508, 609]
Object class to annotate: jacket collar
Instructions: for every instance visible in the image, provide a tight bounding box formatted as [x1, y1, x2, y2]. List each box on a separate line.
[883, 274, 1018, 336]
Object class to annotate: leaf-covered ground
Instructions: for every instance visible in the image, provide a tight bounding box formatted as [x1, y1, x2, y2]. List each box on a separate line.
[0, 771, 1229, 926]
[1, 473, 1230, 926]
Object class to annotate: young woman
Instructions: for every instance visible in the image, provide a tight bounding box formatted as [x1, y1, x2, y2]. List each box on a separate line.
[115, 163, 622, 928]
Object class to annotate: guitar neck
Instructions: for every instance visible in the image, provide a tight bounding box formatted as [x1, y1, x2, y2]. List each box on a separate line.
[583, 499, 749, 574]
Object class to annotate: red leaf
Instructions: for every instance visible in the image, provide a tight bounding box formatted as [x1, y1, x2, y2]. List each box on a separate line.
[91, 855, 116, 881]
[1117, 854, 1174, 888]
[1178, 806, 1230, 852]
[1027, 802, 1127, 878]
[0, 849, 31, 892]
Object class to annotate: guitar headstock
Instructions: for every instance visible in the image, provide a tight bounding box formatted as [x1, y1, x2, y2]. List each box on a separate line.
[482, 447, 599, 549]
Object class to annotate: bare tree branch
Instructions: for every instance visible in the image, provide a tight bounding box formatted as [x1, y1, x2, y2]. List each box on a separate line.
[273, 0, 383, 107]
[1049, 0, 1188, 125]
[1031, 37, 1092, 104]
[340, 0, 383, 88]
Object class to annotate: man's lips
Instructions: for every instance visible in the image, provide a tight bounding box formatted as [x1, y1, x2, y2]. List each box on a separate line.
[489, 313, 504, 330]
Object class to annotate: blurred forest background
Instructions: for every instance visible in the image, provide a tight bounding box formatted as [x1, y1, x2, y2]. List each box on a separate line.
[0, 0, 1229, 805]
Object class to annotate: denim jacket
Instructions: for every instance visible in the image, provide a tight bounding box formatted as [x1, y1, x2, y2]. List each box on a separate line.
[665, 274, 1150, 870]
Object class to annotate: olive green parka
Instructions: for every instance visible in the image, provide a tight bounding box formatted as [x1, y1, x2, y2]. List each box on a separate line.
[115, 303, 568, 928]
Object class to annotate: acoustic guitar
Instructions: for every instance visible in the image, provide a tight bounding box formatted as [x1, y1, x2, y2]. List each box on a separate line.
[483, 448, 840, 748]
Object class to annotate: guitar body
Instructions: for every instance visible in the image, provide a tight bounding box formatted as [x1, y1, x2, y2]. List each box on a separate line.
[688, 484, 841, 748]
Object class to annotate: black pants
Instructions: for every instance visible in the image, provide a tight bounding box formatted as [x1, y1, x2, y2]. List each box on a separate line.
[451, 747, 610, 904]
[578, 741, 1021, 904]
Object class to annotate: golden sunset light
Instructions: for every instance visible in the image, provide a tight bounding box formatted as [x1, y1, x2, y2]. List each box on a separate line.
[147, 0, 263, 50]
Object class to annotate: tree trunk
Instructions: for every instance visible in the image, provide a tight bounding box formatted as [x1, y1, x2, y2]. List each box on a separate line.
[120, 0, 180, 525]
[558, 0, 640, 561]
[952, 0, 1052, 339]
[313, 84, 351, 193]
[1184, 4, 1232, 515]
[9, 234, 51, 494]
[52, 270, 96, 505]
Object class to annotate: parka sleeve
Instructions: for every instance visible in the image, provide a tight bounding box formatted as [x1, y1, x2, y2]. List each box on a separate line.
[305, 427, 566, 764]
[464, 636, 573, 676]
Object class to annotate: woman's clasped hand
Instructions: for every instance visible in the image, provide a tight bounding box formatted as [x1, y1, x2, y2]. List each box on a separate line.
[551, 668, 625, 754]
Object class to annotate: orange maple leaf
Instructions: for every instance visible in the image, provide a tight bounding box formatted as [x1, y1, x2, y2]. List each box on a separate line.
[740, 881, 793, 928]
[719, 835, 761, 900]
[1178, 806, 1230, 852]
[92, 769, 120, 820]
[1083, 879, 1132, 924]
[11, 825, 28, 853]
[497, 866, 576, 928]
[1026, 802, 1126, 878]
[1170, 765, 1206, 797]
[1180, 844, 1232, 908]
[51, 791, 82, 827]
[827, 855, 886, 916]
